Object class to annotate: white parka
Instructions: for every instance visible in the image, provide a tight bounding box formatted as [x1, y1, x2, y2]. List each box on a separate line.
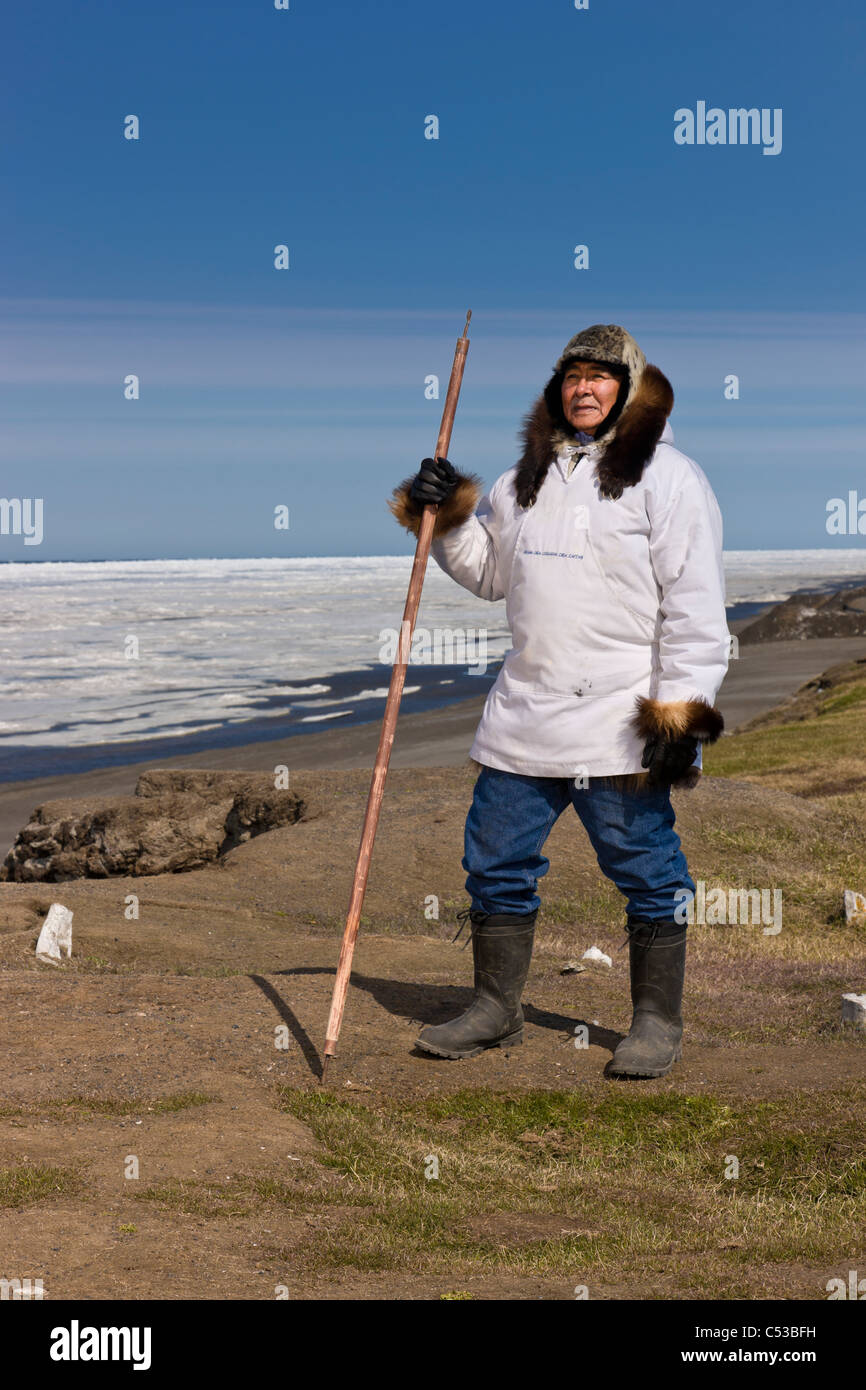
[430, 420, 729, 779]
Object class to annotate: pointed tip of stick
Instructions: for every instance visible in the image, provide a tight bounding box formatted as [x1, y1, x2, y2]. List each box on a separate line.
[464, 309, 472, 334]
[320, 1052, 333, 1086]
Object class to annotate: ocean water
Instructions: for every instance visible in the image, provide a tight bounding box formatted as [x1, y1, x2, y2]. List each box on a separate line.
[1, 549, 865, 781]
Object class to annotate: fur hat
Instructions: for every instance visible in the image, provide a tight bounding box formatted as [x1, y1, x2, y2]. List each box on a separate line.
[554, 323, 647, 381]
[520, 323, 673, 505]
[546, 323, 647, 442]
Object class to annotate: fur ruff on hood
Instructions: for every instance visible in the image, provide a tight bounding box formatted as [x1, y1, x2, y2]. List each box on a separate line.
[515, 361, 675, 507]
[387, 357, 674, 536]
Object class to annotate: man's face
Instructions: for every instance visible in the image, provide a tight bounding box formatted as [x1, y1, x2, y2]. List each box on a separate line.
[560, 360, 623, 436]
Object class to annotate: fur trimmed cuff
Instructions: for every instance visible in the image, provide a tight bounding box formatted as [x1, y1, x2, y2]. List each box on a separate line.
[388, 472, 482, 539]
[631, 695, 725, 744]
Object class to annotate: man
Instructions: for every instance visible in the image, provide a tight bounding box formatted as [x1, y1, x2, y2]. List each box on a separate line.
[389, 324, 728, 1078]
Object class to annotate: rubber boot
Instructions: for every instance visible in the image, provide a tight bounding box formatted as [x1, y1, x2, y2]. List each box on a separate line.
[416, 909, 537, 1059]
[608, 921, 686, 1078]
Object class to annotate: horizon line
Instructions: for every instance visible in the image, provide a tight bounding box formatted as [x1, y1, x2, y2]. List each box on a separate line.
[2, 547, 866, 567]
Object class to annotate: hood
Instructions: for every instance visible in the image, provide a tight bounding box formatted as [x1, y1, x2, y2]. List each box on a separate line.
[553, 323, 648, 437]
[514, 324, 675, 505]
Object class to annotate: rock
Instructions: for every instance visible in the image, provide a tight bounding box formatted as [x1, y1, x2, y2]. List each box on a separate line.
[221, 789, 307, 852]
[841, 993, 866, 1029]
[3, 793, 233, 882]
[1, 772, 309, 883]
[35, 903, 73, 965]
[581, 946, 613, 968]
[560, 960, 587, 975]
[843, 889, 866, 926]
[738, 585, 866, 645]
[134, 769, 264, 799]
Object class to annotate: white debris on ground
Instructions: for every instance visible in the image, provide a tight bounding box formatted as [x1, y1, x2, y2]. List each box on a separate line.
[843, 889, 866, 925]
[581, 946, 613, 968]
[841, 993, 866, 1029]
[35, 903, 74, 966]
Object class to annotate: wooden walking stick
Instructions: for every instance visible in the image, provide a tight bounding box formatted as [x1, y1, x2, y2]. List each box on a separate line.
[321, 310, 472, 1082]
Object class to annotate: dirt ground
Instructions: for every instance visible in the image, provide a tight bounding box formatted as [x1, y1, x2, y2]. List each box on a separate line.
[2, 944, 863, 1301]
[1, 765, 864, 1300]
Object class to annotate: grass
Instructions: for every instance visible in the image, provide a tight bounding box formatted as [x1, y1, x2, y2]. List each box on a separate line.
[267, 1085, 865, 1289]
[0, 1163, 82, 1208]
[280, 1085, 866, 1200]
[819, 684, 866, 716]
[0, 1091, 216, 1120]
[133, 1173, 311, 1220]
[683, 664, 866, 942]
[704, 655, 866, 799]
[128, 1083, 866, 1294]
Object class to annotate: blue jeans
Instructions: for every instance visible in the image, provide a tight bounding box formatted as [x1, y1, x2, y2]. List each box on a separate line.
[463, 766, 695, 923]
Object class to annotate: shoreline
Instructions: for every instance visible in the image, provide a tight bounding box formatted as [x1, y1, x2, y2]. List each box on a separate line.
[2, 629, 865, 857]
[0, 604, 787, 789]
[0, 660, 500, 785]
[3, 575, 865, 792]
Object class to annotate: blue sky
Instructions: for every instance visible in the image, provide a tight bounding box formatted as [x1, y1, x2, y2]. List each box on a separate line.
[1, 0, 864, 560]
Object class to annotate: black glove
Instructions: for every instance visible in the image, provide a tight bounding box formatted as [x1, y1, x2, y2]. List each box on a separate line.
[409, 456, 459, 507]
[641, 733, 699, 787]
